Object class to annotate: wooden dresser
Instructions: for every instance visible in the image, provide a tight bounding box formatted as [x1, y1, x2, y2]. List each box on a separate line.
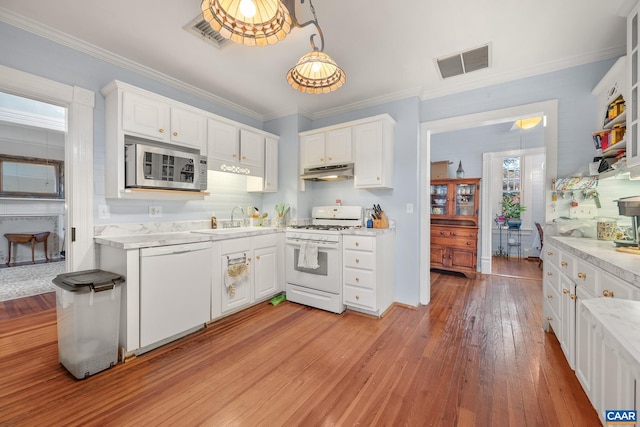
[430, 178, 480, 277]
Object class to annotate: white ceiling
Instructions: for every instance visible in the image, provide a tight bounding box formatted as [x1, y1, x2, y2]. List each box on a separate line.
[0, 0, 632, 121]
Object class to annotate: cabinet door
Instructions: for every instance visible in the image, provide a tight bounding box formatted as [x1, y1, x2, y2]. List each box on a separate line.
[575, 287, 596, 407]
[207, 119, 239, 164]
[264, 137, 278, 192]
[354, 121, 385, 188]
[240, 129, 264, 169]
[449, 247, 476, 270]
[221, 238, 253, 314]
[254, 245, 279, 300]
[170, 107, 206, 151]
[559, 276, 576, 369]
[430, 245, 446, 269]
[325, 127, 352, 165]
[122, 91, 169, 142]
[301, 133, 326, 169]
[628, 5, 640, 168]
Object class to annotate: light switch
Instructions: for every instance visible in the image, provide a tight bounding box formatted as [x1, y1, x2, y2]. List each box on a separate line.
[98, 204, 110, 219]
[149, 206, 163, 218]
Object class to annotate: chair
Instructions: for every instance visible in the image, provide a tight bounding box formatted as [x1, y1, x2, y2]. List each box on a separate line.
[535, 222, 544, 269]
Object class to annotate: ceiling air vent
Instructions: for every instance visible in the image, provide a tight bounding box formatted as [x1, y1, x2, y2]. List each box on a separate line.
[184, 15, 231, 50]
[436, 44, 490, 79]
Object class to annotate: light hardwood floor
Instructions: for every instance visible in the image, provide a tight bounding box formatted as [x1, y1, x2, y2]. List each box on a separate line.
[0, 259, 599, 426]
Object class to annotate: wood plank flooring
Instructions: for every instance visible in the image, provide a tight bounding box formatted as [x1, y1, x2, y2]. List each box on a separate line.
[0, 261, 599, 426]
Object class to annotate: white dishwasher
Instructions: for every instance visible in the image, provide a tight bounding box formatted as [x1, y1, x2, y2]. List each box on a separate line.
[139, 241, 212, 349]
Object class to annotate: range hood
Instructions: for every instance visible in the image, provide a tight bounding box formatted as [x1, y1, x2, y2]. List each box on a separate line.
[301, 163, 354, 181]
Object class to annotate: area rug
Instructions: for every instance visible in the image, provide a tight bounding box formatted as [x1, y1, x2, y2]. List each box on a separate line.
[0, 262, 65, 302]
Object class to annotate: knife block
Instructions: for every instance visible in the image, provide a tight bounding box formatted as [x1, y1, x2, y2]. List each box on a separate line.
[373, 212, 389, 229]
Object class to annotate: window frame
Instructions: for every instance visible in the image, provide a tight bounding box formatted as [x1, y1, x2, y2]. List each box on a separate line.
[0, 154, 64, 199]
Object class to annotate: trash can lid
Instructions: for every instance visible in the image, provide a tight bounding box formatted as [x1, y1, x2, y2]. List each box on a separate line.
[53, 269, 124, 292]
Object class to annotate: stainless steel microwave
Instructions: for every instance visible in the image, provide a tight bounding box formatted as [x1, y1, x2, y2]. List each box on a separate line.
[124, 137, 207, 191]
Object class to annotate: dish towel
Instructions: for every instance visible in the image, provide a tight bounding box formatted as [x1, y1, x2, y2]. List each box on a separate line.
[297, 241, 319, 269]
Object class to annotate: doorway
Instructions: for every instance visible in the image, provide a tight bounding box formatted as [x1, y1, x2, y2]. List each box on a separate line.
[0, 65, 96, 277]
[419, 100, 558, 305]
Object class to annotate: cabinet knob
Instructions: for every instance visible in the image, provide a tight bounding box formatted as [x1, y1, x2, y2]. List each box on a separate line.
[256, 255, 260, 260]
[547, 251, 553, 256]
[563, 289, 569, 294]
[577, 272, 586, 280]
[451, 232, 457, 236]
[233, 154, 237, 158]
[355, 277, 360, 282]
[376, 177, 380, 181]
[440, 231, 446, 236]
[602, 289, 614, 298]
[173, 131, 178, 137]
[466, 242, 471, 246]
[355, 258, 360, 263]
[320, 158, 324, 162]
[546, 272, 553, 276]
[355, 242, 359, 247]
[266, 182, 271, 187]
[242, 156, 247, 160]
[570, 294, 576, 300]
[159, 128, 165, 133]
[328, 157, 332, 160]
[355, 295, 360, 301]
[547, 316, 552, 321]
[561, 261, 568, 267]
[547, 294, 553, 299]
[247, 257, 251, 262]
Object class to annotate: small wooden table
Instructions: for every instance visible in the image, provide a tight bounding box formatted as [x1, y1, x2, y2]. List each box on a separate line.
[4, 232, 50, 266]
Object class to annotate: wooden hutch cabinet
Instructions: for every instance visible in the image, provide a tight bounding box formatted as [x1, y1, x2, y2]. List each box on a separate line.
[430, 178, 480, 277]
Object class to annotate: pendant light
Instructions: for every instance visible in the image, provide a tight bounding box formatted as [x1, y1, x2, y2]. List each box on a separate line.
[200, 0, 293, 47]
[285, 0, 345, 93]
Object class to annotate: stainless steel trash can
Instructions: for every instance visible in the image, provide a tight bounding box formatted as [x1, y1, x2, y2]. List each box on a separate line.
[52, 269, 124, 379]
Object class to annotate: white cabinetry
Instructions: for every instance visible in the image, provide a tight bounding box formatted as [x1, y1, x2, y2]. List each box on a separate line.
[628, 4, 640, 169]
[342, 232, 395, 317]
[247, 136, 278, 192]
[207, 119, 265, 177]
[121, 91, 206, 152]
[300, 127, 352, 169]
[217, 233, 284, 317]
[353, 117, 395, 189]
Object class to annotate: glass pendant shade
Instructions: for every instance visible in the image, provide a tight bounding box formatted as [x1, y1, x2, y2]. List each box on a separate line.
[201, 0, 292, 47]
[515, 116, 542, 130]
[287, 50, 346, 94]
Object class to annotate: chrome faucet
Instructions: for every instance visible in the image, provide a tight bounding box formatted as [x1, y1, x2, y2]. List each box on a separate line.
[230, 206, 244, 228]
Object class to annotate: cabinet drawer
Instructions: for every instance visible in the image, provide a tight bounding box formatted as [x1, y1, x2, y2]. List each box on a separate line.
[558, 251, 576, 277]
[431, 227, 477, 240]
[544, 261, 561, 293]
[344, 267, 374, 290]
[544, 279, 561, 319]
[544, 302, 561, 337]
[431, 236, 477, 249]
[344, 284, 376, 310]
[600, 271, 640, 300]
[544, 244, 560, 269]
[574, 259, 599, 296]
[344, 250, 375, 270]
[343, 235, 374, 251]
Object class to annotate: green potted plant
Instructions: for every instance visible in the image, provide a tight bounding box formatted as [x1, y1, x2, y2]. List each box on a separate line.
[501, 195, 526, 228]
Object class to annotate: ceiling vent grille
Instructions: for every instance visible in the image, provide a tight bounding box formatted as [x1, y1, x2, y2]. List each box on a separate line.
[184, 15, 231, 50]
[436, 44, 490, 79]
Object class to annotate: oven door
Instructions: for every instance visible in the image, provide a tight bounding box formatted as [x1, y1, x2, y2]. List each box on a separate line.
[286, 238, 341, 294]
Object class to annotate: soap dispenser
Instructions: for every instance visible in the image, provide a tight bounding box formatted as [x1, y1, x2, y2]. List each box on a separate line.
[211, 213, 217, 229]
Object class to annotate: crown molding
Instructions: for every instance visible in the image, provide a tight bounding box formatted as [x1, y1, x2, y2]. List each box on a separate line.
[0, 7, 265, 122]
[309, 87, 422, 120]
[420, 46, 626, 101]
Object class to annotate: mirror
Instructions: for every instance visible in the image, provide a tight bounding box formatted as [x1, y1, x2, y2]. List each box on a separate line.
[0, 155, 64, 198]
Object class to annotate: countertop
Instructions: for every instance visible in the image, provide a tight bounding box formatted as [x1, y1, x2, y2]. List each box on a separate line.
[547, 235, 640, 289]
[95, 227, 284, 250]
[582, 298, 640, 375]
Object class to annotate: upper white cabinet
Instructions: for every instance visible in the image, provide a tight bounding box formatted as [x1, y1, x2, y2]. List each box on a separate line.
[248, 136, 278, 192]
[628, 4, 640, 169]
[121, 91, 205, 152]
[299, 114, 395, 189]
[300, 127, 352, 169]
[102, 80, 278, 199]
[207, 119, 265, 177]
[353, 117, 395, 189]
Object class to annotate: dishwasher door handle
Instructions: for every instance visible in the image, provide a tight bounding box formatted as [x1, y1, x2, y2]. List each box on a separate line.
[140, 241, 212, 257]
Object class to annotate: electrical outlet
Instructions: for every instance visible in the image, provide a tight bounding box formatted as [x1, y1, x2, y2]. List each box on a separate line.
[98, 204, 110, 219]
[406, 203, 414, 214]
[149, 205, 163, 218]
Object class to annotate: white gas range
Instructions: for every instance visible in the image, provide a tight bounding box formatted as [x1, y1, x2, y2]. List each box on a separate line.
[285, 206, 363, 314]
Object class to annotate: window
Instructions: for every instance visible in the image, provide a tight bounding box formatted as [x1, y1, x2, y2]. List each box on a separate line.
[502, 156, 522, 215]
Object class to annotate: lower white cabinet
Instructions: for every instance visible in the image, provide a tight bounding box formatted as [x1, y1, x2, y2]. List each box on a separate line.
[575, 286, 597, 406]
[342, 232, 394, 316]
[559, 274, 576, 369]
[217, 233, 284, 317]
